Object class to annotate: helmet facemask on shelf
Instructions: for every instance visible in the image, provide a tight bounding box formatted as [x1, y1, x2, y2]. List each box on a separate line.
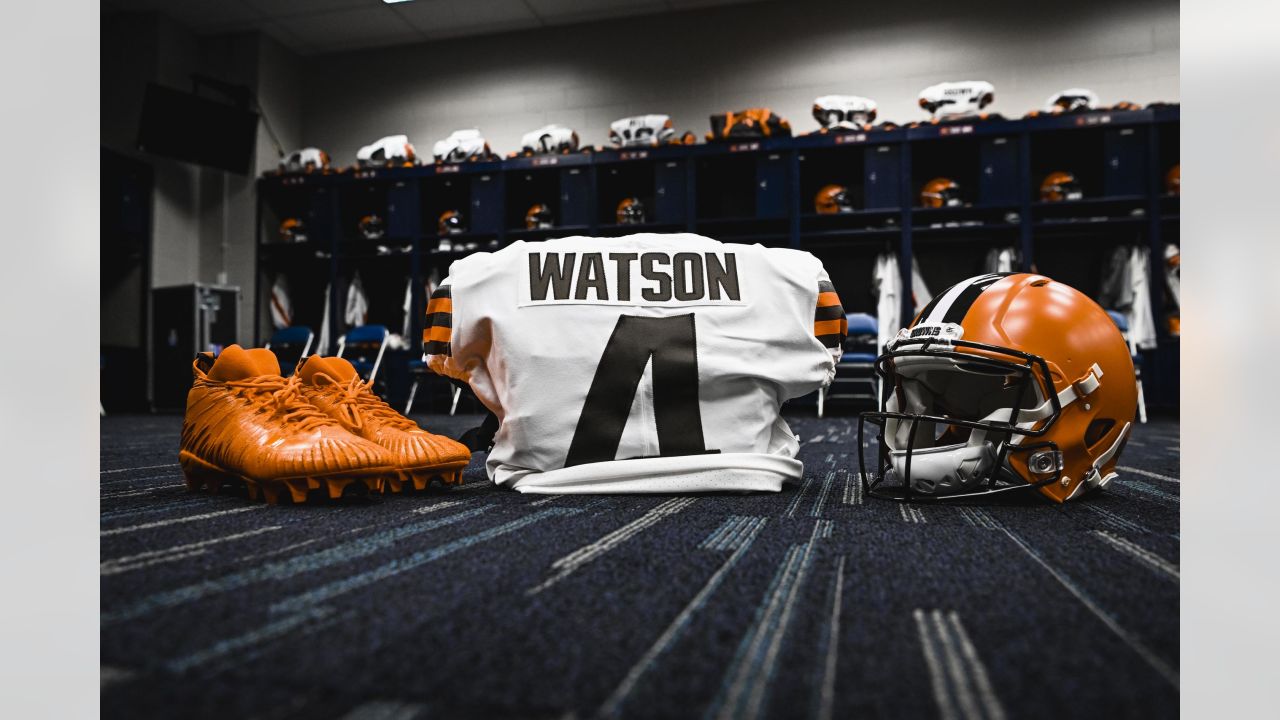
[918, 81, 995, 120]
[812, 95, 878, 130]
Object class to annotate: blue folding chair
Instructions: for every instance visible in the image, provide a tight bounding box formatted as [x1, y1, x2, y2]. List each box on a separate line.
[264, 326, 314, 376]
[337, 324, 389, 383]
[403, 355, 464, 416]
[1107, 310, 1147, 424]
[819, 313, 880, 417]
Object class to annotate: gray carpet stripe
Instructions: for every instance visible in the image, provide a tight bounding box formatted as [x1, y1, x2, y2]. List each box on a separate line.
[813, 556, 845, 720]
[596, 519, 768, 719]
[528, 498, 696, 595]
[101, 526, 282, 575]
[706, 521, 826, 720]
[101, 506, 264, 537]
[100, 463, 179, 475]
[103, 506, 491, 624]
[1002, 528, 1178, 687]
[1117, 465, 1179, 484]
[1092, 531, 1179, 580]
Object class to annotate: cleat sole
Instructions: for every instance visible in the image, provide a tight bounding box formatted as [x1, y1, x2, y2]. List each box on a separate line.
[178, 450, 389, 505]
[385, 462, 469, 494]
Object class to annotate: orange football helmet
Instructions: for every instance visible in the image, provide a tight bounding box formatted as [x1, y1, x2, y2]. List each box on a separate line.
[525, 203, 553, 230]
[1040, 171, 1083, 202]
[920, 177, 962, 208]
[616, 197, 646, 225]
[278, 217, 306, 243]
[358, 214, 385, 240]
[860, 273, 1137, 503]
[815, 184, 854, 214]
[438, 210, 465, 236]
[1166, 165, 1180, 195]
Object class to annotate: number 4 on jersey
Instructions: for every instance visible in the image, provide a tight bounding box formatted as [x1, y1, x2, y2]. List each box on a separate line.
[565, 314, 713, 467]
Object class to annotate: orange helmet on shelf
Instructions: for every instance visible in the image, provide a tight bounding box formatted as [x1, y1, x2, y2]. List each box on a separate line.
[358, 214, 385, 240]
[278, 217, 306, 243]
[920, 177, 962, 208]
[616, 197, 647, 225]
[1039, 171, 1083, 202]
[525, 203, 553, 230]
[438, 210, 466, 236]
[706, 108, 792, 141]
[860, 273, 1137, 503]
[815, 184, 854, 214]
[1166, 165, 1180, 195]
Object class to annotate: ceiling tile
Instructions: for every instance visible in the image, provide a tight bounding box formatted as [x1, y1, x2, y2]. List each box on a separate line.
[526, 0, 668, 25]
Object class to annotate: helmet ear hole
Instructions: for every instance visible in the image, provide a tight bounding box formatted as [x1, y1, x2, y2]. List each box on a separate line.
[1085, 418, 1116, 449]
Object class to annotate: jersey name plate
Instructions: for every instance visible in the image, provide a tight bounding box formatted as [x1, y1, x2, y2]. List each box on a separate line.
[519, 250, 747, 307]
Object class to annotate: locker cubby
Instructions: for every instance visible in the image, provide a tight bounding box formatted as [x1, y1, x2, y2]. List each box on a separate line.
[1030, 127, 1103, 202]
[505, 168, 562, 232]
[337, 180, 391, 245]
[259, 181, 335, 248]
[913, 235, 1022, 295]
[805, 243, 889, 315]
[1030, 227, 1146, 305]
[696, 154, 754, 219]
[334, 258, 415, 340]
[597, 161, 656, 227]
[256, 250, 331, 342]
[910, 138, 981, 208]
[799, 145, 867, 213]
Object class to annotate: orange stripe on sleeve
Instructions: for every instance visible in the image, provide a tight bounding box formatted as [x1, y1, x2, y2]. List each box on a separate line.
[817, 291, 842, 308]
[424, 325, 452, 343]
[425, 297, 453, 315]
[814, 319, 845, 336]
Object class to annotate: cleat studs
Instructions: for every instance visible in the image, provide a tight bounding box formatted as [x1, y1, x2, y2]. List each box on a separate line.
[245, 484, 260, 501]
[261, 485, 280, 504]
[287, 480, 308, 503]
[325, 478, 350, 499]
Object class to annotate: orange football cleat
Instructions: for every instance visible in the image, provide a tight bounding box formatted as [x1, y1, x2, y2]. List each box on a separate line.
[179, 345, 396, 503]
[297, 356, 471, 492]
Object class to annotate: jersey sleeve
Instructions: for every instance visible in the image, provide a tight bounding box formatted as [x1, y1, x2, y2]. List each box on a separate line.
[814, 272, 847, 363]
[422, 282, 470, 382]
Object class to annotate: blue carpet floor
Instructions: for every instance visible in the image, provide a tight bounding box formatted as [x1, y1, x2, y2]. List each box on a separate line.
[100, 411, 1179, 719]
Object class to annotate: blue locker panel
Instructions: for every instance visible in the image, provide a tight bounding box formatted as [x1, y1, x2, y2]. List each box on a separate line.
[386, 181, 419, 238]
[756, 152, 789, 218]
[1104, 126, 1147, 197]
[654, 160, 687, 224]
[559, 167, 592, 227]
[978, 136, 1019, 206]
[864, 144, 900, 210]
[470, 173, 502, 234]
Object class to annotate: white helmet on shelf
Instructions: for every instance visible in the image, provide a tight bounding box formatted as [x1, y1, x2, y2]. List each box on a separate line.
[918, 81, 996, 120]
[609, 114, 675, 147]
[432, 129, 492, 163]
[812, 95, 878, 130]
[355, 135, 416, 168]
[1044, 88, 1099, 114]
[279, 147, 329, 174]
[521, 124, 580, 155]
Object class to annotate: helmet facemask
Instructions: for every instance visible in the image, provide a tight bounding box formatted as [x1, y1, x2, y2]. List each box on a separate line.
[860, 336, 1067, 501]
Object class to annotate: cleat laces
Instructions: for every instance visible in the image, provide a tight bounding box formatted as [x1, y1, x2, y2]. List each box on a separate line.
[311, 373, 418, 431]
[220, 375, 335, 432]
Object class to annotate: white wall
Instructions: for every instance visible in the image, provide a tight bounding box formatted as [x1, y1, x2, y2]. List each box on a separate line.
[300, 0, 1178, 164]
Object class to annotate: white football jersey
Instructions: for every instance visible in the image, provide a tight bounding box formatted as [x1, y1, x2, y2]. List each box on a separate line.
[423, 233, 847, 494]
